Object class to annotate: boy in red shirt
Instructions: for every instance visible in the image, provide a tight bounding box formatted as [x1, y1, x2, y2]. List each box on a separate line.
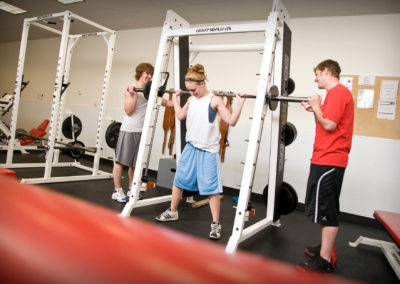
[297, 59, 354, 273]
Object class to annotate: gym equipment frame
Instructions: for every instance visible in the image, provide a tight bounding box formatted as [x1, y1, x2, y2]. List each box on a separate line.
[0, 80, 36, 154]
[120, 0, 293, 254]
[0, 11, 115, 184]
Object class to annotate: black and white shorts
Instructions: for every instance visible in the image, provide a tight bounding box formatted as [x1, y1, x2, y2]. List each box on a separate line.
[305, 164, 346, 227]
[115, 131, 141, 167]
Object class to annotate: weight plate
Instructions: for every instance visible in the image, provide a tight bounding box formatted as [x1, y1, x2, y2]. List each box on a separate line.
[284, 121, 297, 146]
[67, 140, 85, 159]
[262, 181, 298, 215]
[62, 115, 82, 139]
[268, 85, 279, 111]
[105, 121, 121, 149]
[143, 80, 152, 100]
[287, 77, 295, 95]
[279, 182, 298, 215]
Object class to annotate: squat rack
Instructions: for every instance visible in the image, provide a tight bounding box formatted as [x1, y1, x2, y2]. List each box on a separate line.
[121, 0, 293, 254]
[0, 11, 115, 184]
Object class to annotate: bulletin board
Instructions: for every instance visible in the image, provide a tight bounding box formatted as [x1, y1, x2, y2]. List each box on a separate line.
[342, 75, 400, 140]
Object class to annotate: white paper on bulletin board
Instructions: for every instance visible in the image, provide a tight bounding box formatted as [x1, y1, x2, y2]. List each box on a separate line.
[377, 80, 398, 120]
[340, 76, 353, 91]
[359, 75, 376, 86]
[357, 89, 374, 108]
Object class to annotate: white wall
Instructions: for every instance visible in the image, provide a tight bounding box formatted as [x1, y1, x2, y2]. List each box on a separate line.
[1, 13, 399, 218]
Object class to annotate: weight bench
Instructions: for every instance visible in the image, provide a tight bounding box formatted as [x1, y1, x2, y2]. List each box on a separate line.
[19, 119, 49, 146]
[349, 210, 400, 279]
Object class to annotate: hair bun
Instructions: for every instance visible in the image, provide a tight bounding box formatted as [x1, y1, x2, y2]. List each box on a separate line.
[192, 64, 205, 74]
[185, 64, 207, 82]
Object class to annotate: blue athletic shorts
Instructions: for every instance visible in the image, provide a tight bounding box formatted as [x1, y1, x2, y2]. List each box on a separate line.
[173, 143, 223, 195]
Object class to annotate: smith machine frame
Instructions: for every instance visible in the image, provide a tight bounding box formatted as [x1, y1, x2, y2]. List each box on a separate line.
[120, 0, 292, 254]
[1, 11, 115, 184]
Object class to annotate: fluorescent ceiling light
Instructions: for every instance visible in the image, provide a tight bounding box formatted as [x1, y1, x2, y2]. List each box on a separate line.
[0, 1, 27, 14]
[57, 0, 84, 4]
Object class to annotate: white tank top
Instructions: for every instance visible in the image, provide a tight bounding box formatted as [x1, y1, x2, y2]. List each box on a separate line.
[186, 92, 220, 153]
[120, 84, 147, 132]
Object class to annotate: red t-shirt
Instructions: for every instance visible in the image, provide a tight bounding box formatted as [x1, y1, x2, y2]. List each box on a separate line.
[311, 84, 354, 167]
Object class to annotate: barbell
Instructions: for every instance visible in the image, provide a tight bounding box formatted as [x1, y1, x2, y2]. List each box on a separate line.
[16, 132, 96, 159]
[134, 78, 307, 111]
[213, 85, 308, 111]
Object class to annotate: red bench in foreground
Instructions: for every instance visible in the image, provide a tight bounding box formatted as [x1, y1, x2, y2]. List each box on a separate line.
[0, 175, 356, 283]
[349, 210, 400, 279]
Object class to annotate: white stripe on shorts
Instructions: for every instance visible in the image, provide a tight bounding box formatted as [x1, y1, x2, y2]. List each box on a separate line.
[314, 168, 335, 223]
[216, 154, 223, 193]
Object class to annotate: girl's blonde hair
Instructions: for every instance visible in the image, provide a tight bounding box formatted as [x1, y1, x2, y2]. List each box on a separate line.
[185, 64, 207, 83]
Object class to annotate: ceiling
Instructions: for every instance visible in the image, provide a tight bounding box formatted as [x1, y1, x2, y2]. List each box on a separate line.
[1, 0, 400, 43]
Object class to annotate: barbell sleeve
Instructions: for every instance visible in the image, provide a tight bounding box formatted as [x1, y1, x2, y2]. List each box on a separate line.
[215, 92, 307, 102]
[271, 96, 308, 103]
[162, 89, 191, 95]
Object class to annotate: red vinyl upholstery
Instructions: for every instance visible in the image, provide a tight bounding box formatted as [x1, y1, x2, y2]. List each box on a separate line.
[0, 168, 16, 178]
[0, 175, 356, 284]
[19, 119, 49, 146]
[374, 210, 400, 246]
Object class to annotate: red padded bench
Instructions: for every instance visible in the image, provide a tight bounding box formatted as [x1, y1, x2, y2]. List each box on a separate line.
[374, 210, 400, 246]
[0, 175, 356, 284]
[349, 210, 400, 279]
[0, 168, 16, 178]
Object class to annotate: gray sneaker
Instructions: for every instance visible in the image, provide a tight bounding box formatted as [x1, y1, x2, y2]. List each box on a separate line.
[209, 222, 222, 240]
[155, 208, 179, 222]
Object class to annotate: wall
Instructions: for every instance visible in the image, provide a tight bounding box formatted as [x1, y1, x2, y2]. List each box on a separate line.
[0, 14, 399, 218]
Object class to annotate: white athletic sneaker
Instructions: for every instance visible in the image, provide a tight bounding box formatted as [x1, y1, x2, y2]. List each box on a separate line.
[111, 188, 128, 203]
[127, 189, 143, 200]
[209, 222, 222, 240]
[155, 208, 179, 221]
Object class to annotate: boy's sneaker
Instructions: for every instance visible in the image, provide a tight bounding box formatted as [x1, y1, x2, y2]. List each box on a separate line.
[155, 208, 179, 222]
[111, 188, 128, 203]
[297, 255, 334, 273]
[127, 189, 143, 200]
[209, 222, 222, 240]
[305, 244, 321, 257]
[305, 244, 337, 267]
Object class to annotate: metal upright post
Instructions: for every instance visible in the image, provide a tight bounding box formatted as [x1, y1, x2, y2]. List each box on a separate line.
[268, 21, 292, 222]
[225, 10, 280, 254]
[43, 11, 72, 179]
[93, 32, 116, 175]
[6, 19, 30, 165]
[54, 37, 79, 164]
[173, 42, 182, 161]
[225, 0, 290, 254]
[120, 10, 189, 217]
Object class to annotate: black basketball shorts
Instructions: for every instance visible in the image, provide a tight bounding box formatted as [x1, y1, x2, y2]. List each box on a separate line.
[305, 164, 346, 227]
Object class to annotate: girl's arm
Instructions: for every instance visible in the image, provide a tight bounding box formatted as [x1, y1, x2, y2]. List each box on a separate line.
[213, 94, 246, 126]
[172, 90, 191, 120]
